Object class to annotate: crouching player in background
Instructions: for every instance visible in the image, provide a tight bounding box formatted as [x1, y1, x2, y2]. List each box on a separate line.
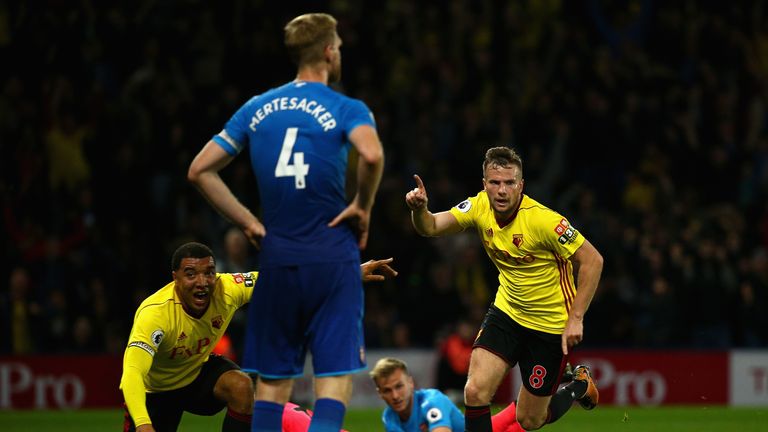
[370, 357, 523, 432]
[120, 242, 397, 432]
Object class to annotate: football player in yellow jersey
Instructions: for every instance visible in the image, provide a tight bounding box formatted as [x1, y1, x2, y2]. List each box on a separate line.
[120, 242, 396, 432]
[405, 147, 603, 432]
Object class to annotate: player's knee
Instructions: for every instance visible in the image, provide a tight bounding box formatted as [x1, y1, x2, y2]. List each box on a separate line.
[463, 380, 491, 405]
[224, 372, 255, 409]
[517, 412, 546, 431]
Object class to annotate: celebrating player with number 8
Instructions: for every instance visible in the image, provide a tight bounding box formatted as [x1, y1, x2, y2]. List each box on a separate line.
[406, 146, 603, 432]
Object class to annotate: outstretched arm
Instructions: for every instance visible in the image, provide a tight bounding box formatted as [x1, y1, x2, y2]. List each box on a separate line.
[188, 140, 265, 248]
[405, 174, 463, 237]
[361, 257, 398, 282]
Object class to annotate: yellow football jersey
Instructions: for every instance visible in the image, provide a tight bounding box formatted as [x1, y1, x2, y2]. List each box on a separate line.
[450, 192, 584, 334]
[123, 272, 255, 391]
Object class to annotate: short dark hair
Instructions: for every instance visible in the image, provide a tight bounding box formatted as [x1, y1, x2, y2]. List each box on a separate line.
[171, 242, 215, 271]
[483, 146, 523, 177]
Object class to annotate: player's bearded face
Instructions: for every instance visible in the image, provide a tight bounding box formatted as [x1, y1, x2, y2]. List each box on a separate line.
[173, 257, 216, 318]
[376, 369, 415, 416]
[483, 164, 523, 218]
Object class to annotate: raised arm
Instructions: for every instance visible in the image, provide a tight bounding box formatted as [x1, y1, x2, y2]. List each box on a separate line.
[405, 174, 463, 237]
[187, 140, 265, 248]
[361, 257, 398, 282]
[561, 238, 604, 355]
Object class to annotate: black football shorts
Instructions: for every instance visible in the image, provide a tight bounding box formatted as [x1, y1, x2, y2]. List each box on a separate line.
[474, 305, 569, 396]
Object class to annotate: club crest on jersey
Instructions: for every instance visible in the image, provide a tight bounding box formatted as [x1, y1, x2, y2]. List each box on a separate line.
[513, 234, 523, 247]
[211, 315, 223, 330]
[456, 199, 472, 213]
[485, 227, 493, 238]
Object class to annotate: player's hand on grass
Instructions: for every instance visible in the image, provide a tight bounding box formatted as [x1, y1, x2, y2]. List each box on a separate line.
[361, 257, 398, 282]
[136, 424, 156, 432]
[405, 174, 428, 211]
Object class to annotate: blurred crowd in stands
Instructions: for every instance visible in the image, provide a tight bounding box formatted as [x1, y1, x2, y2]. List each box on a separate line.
[2, 0, 768, 358]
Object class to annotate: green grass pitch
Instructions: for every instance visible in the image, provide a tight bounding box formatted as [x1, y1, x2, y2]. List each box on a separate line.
[0, 406, 766, 431]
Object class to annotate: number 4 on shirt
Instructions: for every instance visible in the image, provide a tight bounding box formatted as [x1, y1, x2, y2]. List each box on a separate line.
[275, 127, 310, 189]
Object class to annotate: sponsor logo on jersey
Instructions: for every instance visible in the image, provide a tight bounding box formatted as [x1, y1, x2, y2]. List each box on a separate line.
[169, 337, 211, 360]
[178, 331, 187, 341]
[233, 272, 256, 287]
[211, 315, 223, 330]
[555, 219, 579, 245]
[513, 234, 524, 247]
[554, 218, 569, 234]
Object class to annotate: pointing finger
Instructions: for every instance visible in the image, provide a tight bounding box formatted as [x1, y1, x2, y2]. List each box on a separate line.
[413, 174, 425, 191]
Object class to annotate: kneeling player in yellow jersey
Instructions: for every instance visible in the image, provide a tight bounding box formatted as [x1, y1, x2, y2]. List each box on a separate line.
[405, 147, 603, 432]
[120, 242, 397, 432]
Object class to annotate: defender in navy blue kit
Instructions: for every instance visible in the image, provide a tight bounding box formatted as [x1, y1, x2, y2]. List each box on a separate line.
[188, 12, 384, 432]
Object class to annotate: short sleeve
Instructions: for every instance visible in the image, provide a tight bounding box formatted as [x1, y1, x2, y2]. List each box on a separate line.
[343, 99, 376, 134]
[219, 272, 257, 308]
[126, 309, 166, 357]
[535, 213, 585, 259]
[448, 194, 480, 229]
[213, 95, 260, 156]
[419, 394, 456, 431]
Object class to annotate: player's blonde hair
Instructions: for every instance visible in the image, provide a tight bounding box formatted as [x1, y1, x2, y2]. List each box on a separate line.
[483, 146, 523, 177]
[369, 357, 409, 385]
[284, 13, 338, 66]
